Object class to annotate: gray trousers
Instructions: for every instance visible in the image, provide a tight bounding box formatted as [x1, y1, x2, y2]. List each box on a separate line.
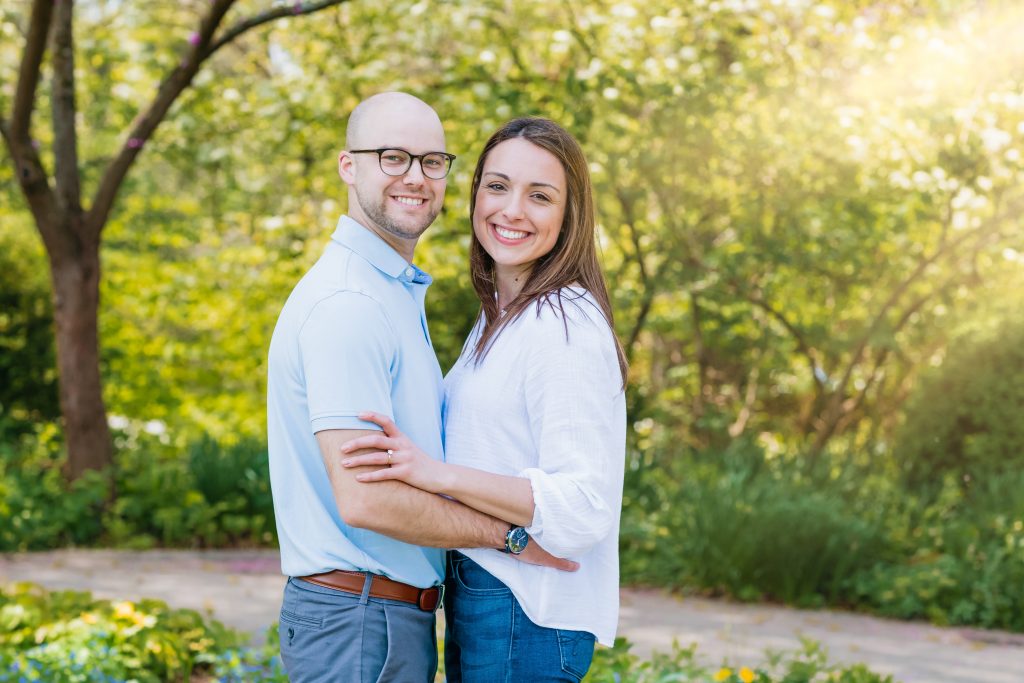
[279, 576, 438, 682]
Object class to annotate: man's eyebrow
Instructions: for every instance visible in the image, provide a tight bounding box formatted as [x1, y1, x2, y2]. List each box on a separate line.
[372, 146, 448, 155]
[482, 171, 562, 194]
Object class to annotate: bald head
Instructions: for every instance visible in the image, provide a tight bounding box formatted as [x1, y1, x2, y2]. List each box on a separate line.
[346, 92, 445, 150]
[337, 92, 448, 260]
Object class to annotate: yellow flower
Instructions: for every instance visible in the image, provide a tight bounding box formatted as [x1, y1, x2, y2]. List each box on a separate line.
[714, 668, 733, 682]
[80, 612, 98, 625]
[131, 611, 156, 628]
[113, 601, 135, 619]
[739, 667, 756, 683]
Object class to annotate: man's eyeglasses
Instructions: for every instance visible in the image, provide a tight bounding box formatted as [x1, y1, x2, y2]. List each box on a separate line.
[349, 148, 456, 180]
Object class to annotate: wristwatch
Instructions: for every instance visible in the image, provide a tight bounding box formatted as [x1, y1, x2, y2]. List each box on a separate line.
[503, 525, 529, 555]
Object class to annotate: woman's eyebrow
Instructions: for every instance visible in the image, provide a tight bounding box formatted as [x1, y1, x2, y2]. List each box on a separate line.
[483, 171, 562, 194]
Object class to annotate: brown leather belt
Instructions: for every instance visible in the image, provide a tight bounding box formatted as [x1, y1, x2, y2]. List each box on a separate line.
[299, 570, 443, 612]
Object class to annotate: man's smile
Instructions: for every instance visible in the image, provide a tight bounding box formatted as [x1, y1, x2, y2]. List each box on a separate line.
[392, 195, 427, 206]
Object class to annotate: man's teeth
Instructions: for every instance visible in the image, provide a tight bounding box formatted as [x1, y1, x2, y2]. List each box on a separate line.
[495, 226, 528, 240]
[395, 196, 425, 206]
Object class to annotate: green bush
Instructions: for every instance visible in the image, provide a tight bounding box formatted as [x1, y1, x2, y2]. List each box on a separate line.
[0, 425, 108, 552]
[619, 437, 1024, 632]
[188, 434, 276, 541]
[584, 637, 895, 683]
[0, 424, 276, 551]
[849, 471, 1024, 631]
[0, 582, 270, 682]
[105, 429, 277, 548]
[896, 317, 1024, 486]
[621, 442, 888, 605]
[0, 229, 59, 428]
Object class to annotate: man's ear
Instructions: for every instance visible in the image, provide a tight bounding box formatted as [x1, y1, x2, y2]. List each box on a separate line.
[338, 150, 356, 185]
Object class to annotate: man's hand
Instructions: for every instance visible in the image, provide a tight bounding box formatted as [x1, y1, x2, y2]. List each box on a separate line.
[512, 538, 579, 572]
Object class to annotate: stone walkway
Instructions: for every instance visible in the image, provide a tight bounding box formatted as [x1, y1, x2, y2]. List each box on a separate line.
[2, 549, 1022, 682]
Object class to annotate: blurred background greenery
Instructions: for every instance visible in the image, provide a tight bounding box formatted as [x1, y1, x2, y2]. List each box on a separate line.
[2, 0, 1023, 636]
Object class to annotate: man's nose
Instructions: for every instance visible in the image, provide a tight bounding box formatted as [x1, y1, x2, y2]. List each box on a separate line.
[403, 158, 426, 184]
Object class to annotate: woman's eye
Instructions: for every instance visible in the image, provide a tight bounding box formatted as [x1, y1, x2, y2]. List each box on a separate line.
[532, 193, 551, 203]
[486, 183, 506, 191]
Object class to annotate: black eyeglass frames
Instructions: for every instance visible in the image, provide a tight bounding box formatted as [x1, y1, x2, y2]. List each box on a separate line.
[348, 148, 456, 180]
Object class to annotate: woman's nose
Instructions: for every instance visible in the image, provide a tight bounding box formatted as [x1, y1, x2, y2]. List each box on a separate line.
[501, 193, 525, 220]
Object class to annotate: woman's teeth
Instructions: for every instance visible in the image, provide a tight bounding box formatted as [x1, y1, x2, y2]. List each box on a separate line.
[495, 226, 528, 240]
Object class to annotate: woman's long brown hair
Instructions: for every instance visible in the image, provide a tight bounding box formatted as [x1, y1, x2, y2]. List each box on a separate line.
[467, 117, 628, 386]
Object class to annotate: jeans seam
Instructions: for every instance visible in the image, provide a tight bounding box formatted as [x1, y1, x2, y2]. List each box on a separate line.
[556, 630, 594, 680]
[557, 631, 572, 678]
[506, 600, 516, 683]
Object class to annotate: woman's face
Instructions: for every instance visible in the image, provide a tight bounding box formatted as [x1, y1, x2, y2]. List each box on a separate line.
[473, 138, 567, 273]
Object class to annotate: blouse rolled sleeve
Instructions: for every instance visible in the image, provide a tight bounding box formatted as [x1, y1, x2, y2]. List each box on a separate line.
[519, 301, 621, 557]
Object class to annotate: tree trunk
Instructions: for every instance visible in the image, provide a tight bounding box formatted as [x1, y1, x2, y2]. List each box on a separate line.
[50, 239, 112, 479]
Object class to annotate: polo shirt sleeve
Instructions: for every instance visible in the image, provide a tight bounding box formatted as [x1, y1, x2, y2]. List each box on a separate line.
[518, 300, 623, 557]
[299, 291, 396, 434]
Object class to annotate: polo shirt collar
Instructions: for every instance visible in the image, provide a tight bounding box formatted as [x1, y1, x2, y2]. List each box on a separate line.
[331, 215, 432, 285]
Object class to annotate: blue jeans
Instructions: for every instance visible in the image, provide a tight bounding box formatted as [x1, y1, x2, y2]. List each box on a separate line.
[443, 552, 595, 683]
[279, 576, 438, 683]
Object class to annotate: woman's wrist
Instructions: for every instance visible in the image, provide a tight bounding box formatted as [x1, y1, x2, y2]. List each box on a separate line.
[428, 460, 458, 495]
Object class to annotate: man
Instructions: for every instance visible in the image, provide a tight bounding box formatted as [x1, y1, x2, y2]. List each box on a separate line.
[267, 93, 570, 682]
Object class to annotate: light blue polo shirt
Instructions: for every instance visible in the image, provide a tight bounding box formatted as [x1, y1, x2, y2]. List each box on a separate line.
[267, 215, 445, 588]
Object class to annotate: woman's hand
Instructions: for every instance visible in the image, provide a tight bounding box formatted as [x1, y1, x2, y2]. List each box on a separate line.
[512, 539, 579, 572]
[339, 412, 449, 493]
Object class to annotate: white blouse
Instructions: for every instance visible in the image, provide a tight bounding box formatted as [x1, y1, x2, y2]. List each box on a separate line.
[443, 288, 626, 645]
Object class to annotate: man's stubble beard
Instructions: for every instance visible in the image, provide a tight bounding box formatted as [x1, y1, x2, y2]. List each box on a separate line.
[355, 184, 439, 240]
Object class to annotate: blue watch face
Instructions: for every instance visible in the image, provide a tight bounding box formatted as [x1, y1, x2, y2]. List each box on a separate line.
[506, 527, 529, 554]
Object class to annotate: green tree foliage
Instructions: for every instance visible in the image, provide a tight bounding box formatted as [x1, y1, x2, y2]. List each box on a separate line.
[1, 0, 350, 479]
[6, 0, 1022, 457]
[897, 317, 1024, 485]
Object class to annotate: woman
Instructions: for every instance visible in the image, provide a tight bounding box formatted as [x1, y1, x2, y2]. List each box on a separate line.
[340, 117, 628, 682]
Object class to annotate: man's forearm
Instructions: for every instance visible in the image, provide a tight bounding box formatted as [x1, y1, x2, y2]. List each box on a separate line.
[317, 429, 578, 571]
[317, 428, 506, 548]
[344, 471, 508, 549]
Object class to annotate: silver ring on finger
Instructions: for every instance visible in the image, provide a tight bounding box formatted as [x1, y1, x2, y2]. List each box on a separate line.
[387, 449, 394, 467]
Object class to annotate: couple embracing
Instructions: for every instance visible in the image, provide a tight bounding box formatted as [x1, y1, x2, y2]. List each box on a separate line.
[267, 92, 627, 682]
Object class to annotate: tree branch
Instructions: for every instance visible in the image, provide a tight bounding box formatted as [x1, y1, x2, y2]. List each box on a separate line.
[847, 228, 999, 423]
[8, 0, 53, 141]
[1, 1, 61, 255]
[832, 210, 1014, 406]
[86, 0, 350, 238]
[51, 0, 81, 215]
[207, 0, 350, 56]
[615, 187, 651, 357]
[810, 198, 1022, 453]
[690, 291, 709, 423]
[744, 289, 826, 397]
[728, 363, 760, 439]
